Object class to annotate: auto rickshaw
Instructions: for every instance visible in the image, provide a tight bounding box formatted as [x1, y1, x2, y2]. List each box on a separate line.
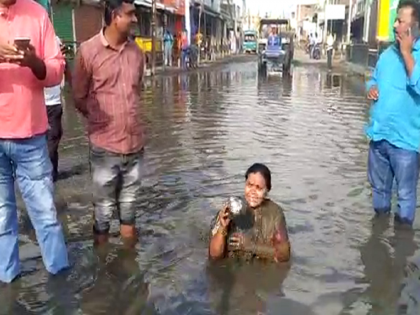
[242, 30, 258, 54]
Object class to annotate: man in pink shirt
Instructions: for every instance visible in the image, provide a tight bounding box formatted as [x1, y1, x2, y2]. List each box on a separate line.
[0, 0, 69, 283]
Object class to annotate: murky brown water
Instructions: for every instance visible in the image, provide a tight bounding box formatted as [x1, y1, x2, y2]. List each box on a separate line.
[1, 60, 420, 315]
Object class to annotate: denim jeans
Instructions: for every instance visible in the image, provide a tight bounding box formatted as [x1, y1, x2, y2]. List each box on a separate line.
[368, 140, 420, 223]
[0, 134, 69, 283]
[181, 49, 188, 69]
[90, 145, 143, 234]
[164, 43, 172, 66]
[46, 104, 63, 181]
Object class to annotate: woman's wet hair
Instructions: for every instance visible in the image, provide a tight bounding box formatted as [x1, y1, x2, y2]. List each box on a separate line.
[245, 163, 272, 191]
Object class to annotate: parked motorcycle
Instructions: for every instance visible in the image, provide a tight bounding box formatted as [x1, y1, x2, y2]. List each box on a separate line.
[312, 43, 322, 60]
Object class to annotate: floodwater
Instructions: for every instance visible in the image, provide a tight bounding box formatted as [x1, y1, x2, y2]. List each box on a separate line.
[2, 58, 420, 315]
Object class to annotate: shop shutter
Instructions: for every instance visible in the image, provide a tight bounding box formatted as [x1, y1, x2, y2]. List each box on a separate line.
[52, 3, 74, 42]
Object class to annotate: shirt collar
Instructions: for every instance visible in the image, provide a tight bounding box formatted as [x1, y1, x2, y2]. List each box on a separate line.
[100, 28, 128, 52]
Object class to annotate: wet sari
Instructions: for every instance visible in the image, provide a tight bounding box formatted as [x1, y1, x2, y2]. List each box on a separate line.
[210, 198, 290, 261]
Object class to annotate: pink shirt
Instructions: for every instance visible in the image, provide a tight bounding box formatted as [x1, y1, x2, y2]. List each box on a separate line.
[73, 32, 145, 154]
[0, 0, 64, 139]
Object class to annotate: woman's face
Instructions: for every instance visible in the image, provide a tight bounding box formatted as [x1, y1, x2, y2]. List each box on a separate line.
[244, 172, 268, 208]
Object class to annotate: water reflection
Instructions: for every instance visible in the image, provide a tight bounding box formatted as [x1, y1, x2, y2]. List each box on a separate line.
[207, 261, 290, 315]
[324, 73, 342, 89]
[359, 218, 417, 315]
[3, 61, 420, 314]
[79, 246, 152, 314]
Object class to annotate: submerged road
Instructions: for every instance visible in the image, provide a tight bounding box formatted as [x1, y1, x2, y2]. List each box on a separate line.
[1, 56, 419, 315]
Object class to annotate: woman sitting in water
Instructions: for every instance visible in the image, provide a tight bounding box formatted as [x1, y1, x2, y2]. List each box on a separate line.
[209, 163, 291, 262]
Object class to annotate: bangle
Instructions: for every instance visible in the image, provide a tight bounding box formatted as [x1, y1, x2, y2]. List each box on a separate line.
[217, 227, 227, 237]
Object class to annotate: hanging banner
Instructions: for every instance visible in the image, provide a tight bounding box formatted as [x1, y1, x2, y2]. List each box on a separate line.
[377, 0, 390, 40]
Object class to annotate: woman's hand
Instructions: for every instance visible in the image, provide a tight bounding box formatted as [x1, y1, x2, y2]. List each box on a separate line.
[209, 205, 232, 259]
[228, 232, 252, 251]
[218, 205, 231, 229]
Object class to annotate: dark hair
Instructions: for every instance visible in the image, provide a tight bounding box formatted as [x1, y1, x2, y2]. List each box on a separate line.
[104, 0, 135, 26]
[245, 163, 272, 191]
[398, 0, 420, 23]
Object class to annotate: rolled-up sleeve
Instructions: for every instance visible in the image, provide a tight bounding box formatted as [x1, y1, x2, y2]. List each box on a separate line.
[40, 12, 65, 87]
[408, 60, 420, 95]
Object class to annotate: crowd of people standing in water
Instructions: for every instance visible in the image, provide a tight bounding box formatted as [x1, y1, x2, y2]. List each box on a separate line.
[1, 0, 420, 291]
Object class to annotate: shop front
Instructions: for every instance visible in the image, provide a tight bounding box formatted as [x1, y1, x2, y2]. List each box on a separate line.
[388, 0, 399, 41]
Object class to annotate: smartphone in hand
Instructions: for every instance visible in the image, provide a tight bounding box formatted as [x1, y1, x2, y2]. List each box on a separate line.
[408, 23, 420, 39]
[14, 38, 30, 51]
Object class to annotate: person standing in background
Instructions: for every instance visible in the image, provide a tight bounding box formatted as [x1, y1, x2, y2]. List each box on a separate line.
[163, 29, 173, 66]
[326, 32, 334, 70]
[181, 29, 189, 69]
[0, 0, 69, 283]
[44, 36, 72, 182]
[308, 33, 315, 58]
[72, 0, 145, 246]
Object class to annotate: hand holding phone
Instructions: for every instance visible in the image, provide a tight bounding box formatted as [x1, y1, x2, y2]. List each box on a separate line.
[14, 38, 30, 52]
[0, 40, 19, 62]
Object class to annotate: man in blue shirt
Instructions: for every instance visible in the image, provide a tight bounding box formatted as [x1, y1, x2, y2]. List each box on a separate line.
[366, 0, 420, 225]
[267, 27, 281, 48]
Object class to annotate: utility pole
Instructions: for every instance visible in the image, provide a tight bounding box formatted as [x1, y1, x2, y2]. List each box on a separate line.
[151, 0, 156, 75]
[347, 0, 352, 43]
[198, 0, 203, 63]
[323, 0, 328, 44]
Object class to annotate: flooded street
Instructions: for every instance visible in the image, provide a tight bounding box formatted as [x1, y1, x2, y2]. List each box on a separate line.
[2, 58, 420, 315]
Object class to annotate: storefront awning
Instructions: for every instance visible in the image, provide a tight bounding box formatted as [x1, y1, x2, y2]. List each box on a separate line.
[165, 6, 177, 13]
[193, 2, 220, 17]
[134, 0, 151, 7]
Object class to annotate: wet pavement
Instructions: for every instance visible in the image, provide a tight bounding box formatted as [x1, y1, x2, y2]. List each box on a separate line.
[2, 57, 420, 315]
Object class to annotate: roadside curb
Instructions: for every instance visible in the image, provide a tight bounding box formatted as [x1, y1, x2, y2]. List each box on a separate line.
[144, 54, 255, 78]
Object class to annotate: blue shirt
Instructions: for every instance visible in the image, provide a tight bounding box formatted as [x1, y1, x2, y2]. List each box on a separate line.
[366, 40, 420, 152]
[267, 35, 280, 48]
[164, 32, 173, 43]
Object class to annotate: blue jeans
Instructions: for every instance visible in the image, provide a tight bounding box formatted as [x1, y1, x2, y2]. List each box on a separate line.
[164, 43, 172, 66]
[0, 134, 68, 283]
[181, 49, 188, 69]
[368, 140, 420, 223]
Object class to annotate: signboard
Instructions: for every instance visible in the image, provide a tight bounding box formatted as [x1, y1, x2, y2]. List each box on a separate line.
[325, 4, 345, 20]
[377, 0, 389, 40]
[388, 0, 399, 41]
